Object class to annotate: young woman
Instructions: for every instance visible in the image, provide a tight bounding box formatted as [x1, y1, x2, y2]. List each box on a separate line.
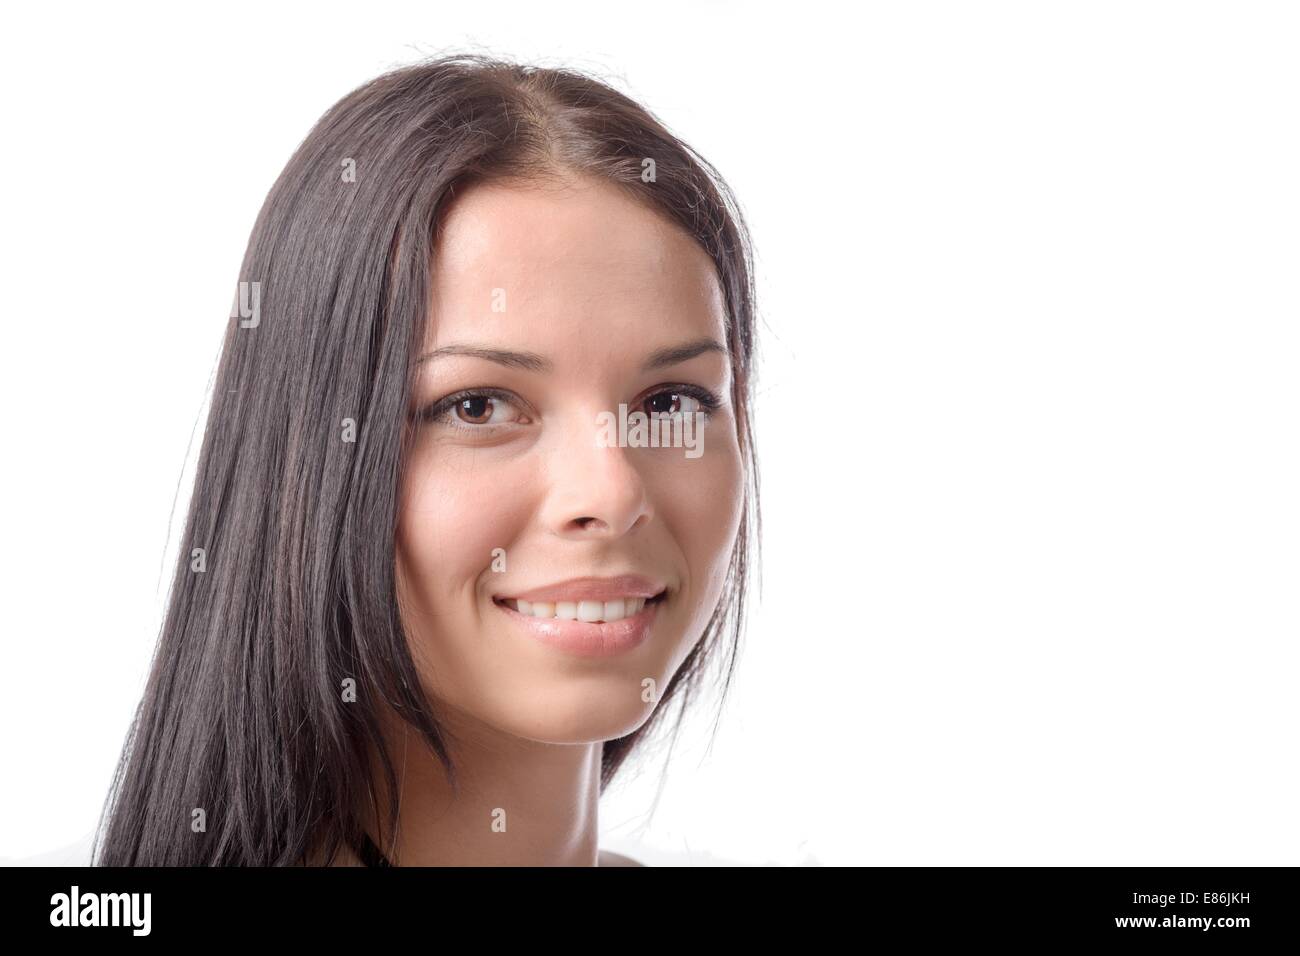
[93, 53, 759, 866]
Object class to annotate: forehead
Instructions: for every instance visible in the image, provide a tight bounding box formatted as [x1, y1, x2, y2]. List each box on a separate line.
[427, 175, 727, 349]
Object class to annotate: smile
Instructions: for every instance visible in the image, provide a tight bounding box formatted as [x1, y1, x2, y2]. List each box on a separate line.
[490, 575, 669, 657]
[495, 593, 665, 623]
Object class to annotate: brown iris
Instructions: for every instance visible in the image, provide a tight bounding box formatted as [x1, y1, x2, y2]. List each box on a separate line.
[456, 396, 495, 424]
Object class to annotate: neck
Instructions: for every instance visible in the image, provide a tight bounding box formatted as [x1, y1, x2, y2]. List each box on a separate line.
[356, 700, 604, 866]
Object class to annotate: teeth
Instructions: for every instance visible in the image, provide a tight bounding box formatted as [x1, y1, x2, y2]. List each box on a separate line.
[503, 595, 652, 623]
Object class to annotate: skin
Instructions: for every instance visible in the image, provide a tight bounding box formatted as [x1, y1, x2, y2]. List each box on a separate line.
[342, 172, 743, 866]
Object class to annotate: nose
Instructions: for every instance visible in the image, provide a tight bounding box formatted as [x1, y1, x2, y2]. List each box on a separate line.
[539, 410, 654, 539]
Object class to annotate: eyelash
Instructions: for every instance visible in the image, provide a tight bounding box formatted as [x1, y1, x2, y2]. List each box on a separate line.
[417, 387, 525, 430]
[416, 384, 723, 431]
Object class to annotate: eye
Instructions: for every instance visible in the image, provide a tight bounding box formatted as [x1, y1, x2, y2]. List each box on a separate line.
[645, 391, 700, 416]
[452, 394, 507, 425]
[419, 389, 529, 428]
[640, 386, 720, 418]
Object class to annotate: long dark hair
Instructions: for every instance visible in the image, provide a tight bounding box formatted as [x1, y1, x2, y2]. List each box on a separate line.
[93, 53, 759, 866]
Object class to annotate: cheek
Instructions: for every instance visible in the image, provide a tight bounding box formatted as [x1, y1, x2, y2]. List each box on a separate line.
[646, 423, 745, 591]
[397, 446, 535, 606]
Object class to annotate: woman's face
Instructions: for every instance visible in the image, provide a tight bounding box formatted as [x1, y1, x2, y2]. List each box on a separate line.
[396, 174, 743, 744]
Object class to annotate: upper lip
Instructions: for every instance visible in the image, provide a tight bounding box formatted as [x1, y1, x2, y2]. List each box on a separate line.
[496, 574, 667, 604]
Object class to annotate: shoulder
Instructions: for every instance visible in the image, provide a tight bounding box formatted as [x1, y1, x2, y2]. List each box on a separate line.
[597, 848, 645, 867]
[302, 839, 366, 867]
[0, 831, 95, 866]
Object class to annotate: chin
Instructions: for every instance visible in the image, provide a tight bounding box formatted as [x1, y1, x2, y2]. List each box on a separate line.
[502, 680, 661, 745]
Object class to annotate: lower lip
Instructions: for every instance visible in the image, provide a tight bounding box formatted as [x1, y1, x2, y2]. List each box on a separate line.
[495, 597, 662, 658]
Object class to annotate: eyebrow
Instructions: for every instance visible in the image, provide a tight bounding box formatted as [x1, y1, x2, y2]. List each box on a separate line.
[640, 337, 727, 371]
[416, 337, 727, 372]
[416, 345, 552, 371]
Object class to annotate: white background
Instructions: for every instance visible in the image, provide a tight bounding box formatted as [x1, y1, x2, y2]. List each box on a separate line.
[1, 1, 1297, 865]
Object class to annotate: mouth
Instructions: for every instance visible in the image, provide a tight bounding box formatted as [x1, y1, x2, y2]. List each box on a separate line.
[493, 590, 668, 624]
[490, 575, 669, 658]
